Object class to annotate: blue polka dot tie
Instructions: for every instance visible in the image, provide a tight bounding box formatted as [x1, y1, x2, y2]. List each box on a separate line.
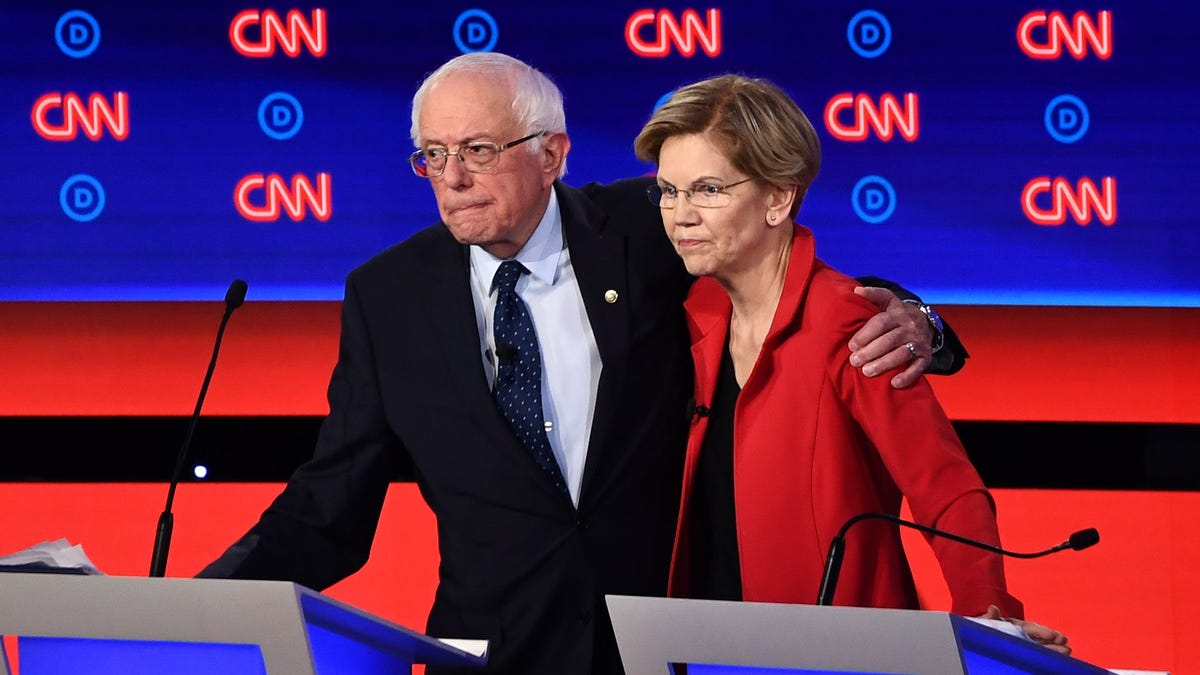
[492, 260, 568, 494]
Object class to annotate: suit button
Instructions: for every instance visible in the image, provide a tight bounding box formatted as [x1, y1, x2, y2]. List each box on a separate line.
[576, 519, 589, 530]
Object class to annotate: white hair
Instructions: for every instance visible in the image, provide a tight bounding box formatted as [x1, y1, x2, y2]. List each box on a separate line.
[410, 52, 568, 178]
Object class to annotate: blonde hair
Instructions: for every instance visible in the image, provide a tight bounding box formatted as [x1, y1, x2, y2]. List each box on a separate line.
[634, 74, 820, 218]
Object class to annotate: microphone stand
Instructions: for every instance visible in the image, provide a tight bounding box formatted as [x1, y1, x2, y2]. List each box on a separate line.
[816, 512, 1098, 606]
[149, 280, 247, 577]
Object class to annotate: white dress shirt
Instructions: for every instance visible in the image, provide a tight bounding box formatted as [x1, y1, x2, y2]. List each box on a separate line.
[468, 190, 601, 506]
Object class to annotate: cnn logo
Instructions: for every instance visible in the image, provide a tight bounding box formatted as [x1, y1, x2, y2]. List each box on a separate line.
[1022, 177, 1117, 226]
[626, 9, 721, 57]
[32, 92, 129, 141]
[1018, 10, 1112, 60]
[235, 173, 332, 222]
[824, 93, 919, 142]
[230, 9, 327, 57]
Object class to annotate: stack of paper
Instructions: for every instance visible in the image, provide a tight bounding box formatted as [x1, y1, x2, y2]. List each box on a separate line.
[0, 538, 103, 575]
[436, 638, 489, 658]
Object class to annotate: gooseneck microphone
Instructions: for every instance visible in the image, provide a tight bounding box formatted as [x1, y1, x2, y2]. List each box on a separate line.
[149, 279, 248, 577]
[815, 511, 1099, 606]
[495, 342, 517, 362]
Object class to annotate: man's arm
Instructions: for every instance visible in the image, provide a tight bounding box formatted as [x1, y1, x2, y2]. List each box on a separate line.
[197, 276, 398, 590]
[848, 275, 969, 389]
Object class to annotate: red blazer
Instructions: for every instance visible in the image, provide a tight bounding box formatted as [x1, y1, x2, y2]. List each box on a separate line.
[667, 226, 1023, 618]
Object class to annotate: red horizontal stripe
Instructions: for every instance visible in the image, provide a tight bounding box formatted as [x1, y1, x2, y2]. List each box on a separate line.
[1, 302, 1196, 422]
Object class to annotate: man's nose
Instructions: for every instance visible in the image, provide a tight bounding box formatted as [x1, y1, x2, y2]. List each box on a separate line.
[440, 154, 472, 188]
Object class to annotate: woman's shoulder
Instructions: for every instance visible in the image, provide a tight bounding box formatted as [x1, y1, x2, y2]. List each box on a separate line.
[794, 259, 881, 349]
[807, 259, 879, 320]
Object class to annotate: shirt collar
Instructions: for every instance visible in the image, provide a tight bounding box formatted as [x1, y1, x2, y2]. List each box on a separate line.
[471, 188, 564, 292]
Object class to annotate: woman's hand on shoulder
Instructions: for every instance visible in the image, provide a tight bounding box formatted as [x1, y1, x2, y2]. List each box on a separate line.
[979, 604, 1072, 656]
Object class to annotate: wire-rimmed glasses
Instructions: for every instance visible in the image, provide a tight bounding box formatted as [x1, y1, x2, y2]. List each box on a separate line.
[409, 131, 547, 178]
[646, 178, 754, 209]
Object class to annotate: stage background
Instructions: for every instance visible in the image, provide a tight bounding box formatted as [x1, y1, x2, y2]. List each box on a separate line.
[3, 3, 1197, 673]
[3, 2, 1197, 306]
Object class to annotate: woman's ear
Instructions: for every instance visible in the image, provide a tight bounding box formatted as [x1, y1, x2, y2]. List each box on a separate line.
[766, 183, 798, 225]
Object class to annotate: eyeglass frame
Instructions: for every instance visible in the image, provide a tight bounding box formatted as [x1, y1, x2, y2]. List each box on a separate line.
[409, 131, 547, 178]
[646, 177, 755, 209]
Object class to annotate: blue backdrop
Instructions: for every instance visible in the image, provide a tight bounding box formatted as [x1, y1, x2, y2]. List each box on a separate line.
[3, 2, 1196, 306]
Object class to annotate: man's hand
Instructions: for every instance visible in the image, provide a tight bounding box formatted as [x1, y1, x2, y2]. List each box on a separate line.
[979, 604, 1072, 656]
[848, 286, 934, 389]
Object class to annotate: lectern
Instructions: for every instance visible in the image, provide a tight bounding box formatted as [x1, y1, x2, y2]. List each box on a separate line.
[607, 595, 1114, 675]
[0, 573, 486, 674]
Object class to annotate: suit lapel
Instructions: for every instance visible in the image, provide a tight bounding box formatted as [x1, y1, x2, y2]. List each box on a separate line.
[417, 228, 561, 492]
[421, 235, 499, 428]
[419, 231, 576, 502]
[685, 279, 732, 420]
[558, 184, 629, 502]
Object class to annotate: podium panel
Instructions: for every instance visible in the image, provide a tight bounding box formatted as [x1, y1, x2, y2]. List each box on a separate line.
[0, 573, 486, 675]
[607, 595, 1114, 675]
[12, 636, 267, 675]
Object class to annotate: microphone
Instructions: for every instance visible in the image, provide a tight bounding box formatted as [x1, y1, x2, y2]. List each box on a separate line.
[495, 342, 517, 362]
[815, 511, 1098, 606]
[149, 279, 248, 577]
[686, 398, 710, 421]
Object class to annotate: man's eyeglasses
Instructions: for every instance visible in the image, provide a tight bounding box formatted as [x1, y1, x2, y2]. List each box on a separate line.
[409, 131, 547, 178]
[646, 178, 754, 209]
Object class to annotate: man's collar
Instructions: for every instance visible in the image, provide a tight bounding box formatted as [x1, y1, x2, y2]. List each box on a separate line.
[471, 189, 564, 291]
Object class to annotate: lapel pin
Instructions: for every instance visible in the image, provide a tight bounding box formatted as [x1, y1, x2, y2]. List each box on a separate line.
[604, 289, 618, 304]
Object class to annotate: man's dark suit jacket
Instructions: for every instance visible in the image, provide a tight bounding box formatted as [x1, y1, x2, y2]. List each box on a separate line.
[199, 178, 695, 675]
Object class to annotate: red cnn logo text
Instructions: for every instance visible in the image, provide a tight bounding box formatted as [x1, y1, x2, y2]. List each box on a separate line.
[32, 92, 129, 141]
[1022, 177, 1117, 226]
[235, 173, 332, 222]
[824, 93, 919, 142]
[230, 9, 327, 57]
[626, 9, 721, 57]
[1017, 10, 1112, 60]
